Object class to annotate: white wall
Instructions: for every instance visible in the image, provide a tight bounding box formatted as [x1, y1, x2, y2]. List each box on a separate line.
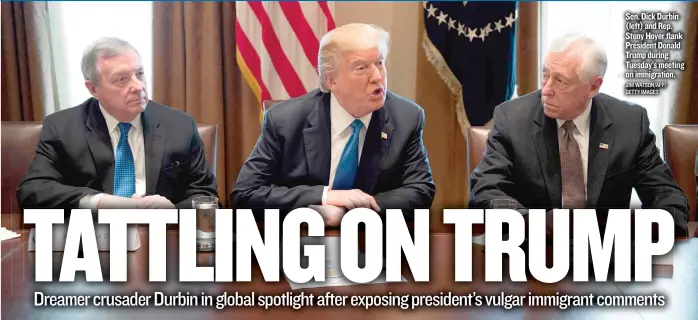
[47, 1, 152, 113]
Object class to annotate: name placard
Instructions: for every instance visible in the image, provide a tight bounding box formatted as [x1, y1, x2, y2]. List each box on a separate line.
[28, 225, 141, 252]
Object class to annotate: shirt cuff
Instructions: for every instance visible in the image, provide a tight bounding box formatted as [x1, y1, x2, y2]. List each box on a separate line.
[79, 193, 106, 210]
[322, 186, 329, 205]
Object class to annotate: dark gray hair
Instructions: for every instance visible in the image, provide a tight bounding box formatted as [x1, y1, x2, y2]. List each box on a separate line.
[81, 37, 140, 85]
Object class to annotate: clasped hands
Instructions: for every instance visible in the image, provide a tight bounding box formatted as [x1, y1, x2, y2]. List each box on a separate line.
[314, 189, 381, 227]
[130, 194, 175, 209]
[96, 193, 175, 209]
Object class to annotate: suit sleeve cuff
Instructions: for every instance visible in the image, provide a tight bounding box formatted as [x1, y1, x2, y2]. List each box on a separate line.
[322, 186, 328, 205]
[79, 193, 106, 210]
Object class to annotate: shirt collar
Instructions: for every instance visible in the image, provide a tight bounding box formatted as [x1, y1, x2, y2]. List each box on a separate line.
[99, 103, 142, 134]
[556, 99, 592, 138]
[330, 93, 372, 135]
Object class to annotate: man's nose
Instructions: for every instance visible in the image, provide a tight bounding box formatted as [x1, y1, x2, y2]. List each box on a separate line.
[129, 77, 145, 92]
[541, 80, 554, 96]
[369, 66, 381, 83]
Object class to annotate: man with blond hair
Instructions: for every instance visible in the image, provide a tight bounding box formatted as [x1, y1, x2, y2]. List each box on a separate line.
[232, 23, 435, 224]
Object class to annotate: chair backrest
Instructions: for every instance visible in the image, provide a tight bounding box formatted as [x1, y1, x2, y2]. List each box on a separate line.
[196, 123, 217, 174]
[663, 124, 698, 221]
[1, 121, 44, 214]
[466, 127, 492, 193]
[262, 100, 283, 111]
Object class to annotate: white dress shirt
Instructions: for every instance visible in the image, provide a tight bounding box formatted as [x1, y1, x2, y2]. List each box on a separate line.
[79, 105, 147, 209]
[556, 100, 592, 199]
[321, 94, 372, 204]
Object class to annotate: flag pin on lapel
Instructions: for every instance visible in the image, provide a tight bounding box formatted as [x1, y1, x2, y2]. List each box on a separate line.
[599, 143, 609, 149]
[381, 132, 388, 140]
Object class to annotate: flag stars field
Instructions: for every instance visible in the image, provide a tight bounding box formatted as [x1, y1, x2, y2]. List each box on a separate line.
[423, 1, 517, 43]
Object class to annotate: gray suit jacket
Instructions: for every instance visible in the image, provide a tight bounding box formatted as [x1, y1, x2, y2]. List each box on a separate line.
[231, 89, 435, 219]
[469, 90, 688, 233]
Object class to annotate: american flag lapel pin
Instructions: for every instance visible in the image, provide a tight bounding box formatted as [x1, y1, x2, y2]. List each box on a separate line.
[599, 143, 609, 149]
[381, 132, 388, 140]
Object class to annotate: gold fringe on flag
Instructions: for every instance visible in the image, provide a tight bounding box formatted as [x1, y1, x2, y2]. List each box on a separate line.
[422, 32, 472, 139]
[422, 32, 496, 139]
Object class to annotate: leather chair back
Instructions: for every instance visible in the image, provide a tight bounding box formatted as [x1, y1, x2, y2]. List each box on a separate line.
[1, 121, 43, 214]
[262, 100, 283, 111]
[196, 124, 218, 174]
[663, 124, 698, 221]
[466, 127, 492, 193]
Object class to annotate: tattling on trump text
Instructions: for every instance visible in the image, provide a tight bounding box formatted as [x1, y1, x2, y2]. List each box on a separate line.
[24, 207, 676, 284]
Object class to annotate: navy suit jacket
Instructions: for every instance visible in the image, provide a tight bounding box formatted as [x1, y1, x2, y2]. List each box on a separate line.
[231, 89, 436, 218]
[469, 90, 688, 234]
[17, 98, 218, 209]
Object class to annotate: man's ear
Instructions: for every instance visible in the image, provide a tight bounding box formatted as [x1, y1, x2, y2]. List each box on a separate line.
[85, 80, 99, 99]
[325, 73, 338, 92]
[588, 76, 603, 97]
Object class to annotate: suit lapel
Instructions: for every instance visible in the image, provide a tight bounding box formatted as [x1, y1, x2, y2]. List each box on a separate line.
[356, 107, 393, 193]
[532, 97, 562, 208]
[586, 99, 614, 208]
[303, 95, 331, 185]
[143, 104, 165, 195]
[84, 100, 115, 195]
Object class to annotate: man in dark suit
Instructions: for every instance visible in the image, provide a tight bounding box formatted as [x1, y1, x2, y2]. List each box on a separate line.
[17, 37, 217, 210]
[469, 34, 688, 236]
[231, 23, 435, 224]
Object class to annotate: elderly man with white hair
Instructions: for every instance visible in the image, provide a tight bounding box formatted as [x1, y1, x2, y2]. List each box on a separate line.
[232, 23, 435, 225]
[469, 33, 688, 237]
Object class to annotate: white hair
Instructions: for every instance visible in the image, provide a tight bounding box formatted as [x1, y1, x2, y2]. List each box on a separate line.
[547, 33, 607, 83]
[81, 37, 140, 85]
[317, 23, 390, 92]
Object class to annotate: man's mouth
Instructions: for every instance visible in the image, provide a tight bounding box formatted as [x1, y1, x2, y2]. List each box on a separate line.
[371, 87, 383, 96]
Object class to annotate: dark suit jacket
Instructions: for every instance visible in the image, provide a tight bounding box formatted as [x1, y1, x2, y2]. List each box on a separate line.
[17, 98, 218, 209]
[230, 89, 435, 218]
[469, 90, 688, 231]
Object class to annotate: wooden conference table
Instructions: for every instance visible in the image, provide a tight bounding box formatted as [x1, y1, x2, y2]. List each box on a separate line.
[1, 221, 697, 320]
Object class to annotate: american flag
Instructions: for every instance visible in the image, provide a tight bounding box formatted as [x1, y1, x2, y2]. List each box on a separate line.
[235, 1, 336, 116]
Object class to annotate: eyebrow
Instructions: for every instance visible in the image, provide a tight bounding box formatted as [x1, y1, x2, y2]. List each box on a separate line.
[112, 68, 143, 76]
[350, 60, 369, 67]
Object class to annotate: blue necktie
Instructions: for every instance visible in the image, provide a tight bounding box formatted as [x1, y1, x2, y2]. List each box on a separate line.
[332, 119, 363, 190]
[113, 122, 135, 198]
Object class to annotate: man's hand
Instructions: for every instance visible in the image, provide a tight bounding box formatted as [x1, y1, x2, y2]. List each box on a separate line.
[309, 205, 346, 227]
[326, 189, 381, 212]
[132, 194, 176, 209]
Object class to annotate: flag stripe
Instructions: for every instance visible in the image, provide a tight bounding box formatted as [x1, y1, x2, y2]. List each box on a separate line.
[318, 1, 336, 30]
[299, 2, 329, 40]
[279, 2, 320, 70]
[237, 2, 289, 100]
[261, 1, 318, 93]
[235, 1, 336, 115]
[248, 1, 307, 98]
[235, 22, 270, 102]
